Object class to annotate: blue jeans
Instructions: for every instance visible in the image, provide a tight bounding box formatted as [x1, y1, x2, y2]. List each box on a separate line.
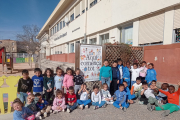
[18, 92, 28, 104]
[101, 77, 111, 90]
[113, 101, 129, 108]
[131, 81, 136, 88]
[77, 99, 91, 106]
[92, 101, 106, 107]
[67, 102, 78, 110]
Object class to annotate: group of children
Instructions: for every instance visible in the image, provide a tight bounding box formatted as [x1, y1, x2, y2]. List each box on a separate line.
[12, 59, 180, 120]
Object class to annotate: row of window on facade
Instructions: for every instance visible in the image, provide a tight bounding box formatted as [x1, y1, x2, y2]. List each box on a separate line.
[50, 0, 98, 36]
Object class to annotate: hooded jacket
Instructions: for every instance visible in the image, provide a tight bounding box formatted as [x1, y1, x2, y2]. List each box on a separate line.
[123, 66, 130, 79]
[111, 66, 120, 80]
[145, 69, 157, 83]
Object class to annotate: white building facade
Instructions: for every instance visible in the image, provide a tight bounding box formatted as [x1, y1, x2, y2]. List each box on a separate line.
[37, 0, 180, 57]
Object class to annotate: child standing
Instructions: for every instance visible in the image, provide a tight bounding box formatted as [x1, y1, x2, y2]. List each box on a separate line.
[110, 61, 120, 95]
[17, 69, 33, 103]
[153, 82, 180, 117]
[139, 61, 147, 83]
[117, 59, 123, 84]
[43, 68, 54, 103]
[99, 59, 112, 90]
[112, 84, 129, 112]
[52, 90, 66, 114]
[130, 77, 142, 99]
[65, 86, 78, 113]
[91, 85, 106, 110]
[73, 68, 84, 95]
[32, 68, 43, 95]
[77, 83, 91, 110]
[145, 63, 157, 85]
[54, 67, 64, 95]
[101, 83, 113, 104]
[123, 62, 131, 87]
[13, 98, 34, 120]
[63, 68, 74, 93]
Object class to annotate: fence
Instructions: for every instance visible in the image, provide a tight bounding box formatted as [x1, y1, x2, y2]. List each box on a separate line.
[0, 75, 21, 114]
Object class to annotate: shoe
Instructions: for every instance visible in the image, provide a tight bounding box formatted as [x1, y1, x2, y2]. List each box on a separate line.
[93, 106, 96, 110]
[44, 112, 47, 117]
[138, 101, 144, 105]
[151, 105, 155, 111]
[80, 105, 83, 110]
[39, 116, 42, 120]
[62, 109, 65, 112]
[161, 110, 170, 117]
[67, 108, 70, 113]
[123, 107, 127, 112]
[147, 103, 152, 112]
[85, 105, 88, 109]
[50, 110, 53, 113]
[103, 103, 107, 108]
[53, 110, 58, 114]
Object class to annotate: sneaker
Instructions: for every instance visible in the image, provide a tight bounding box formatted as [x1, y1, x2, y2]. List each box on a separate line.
[123, 107, 127, 112]
[67, 108, 70, 113]
[80, 105, 83, 110]
[93, 106, 96, 110]
[44, 112, 47, 117]
[85, 105, 88, 109]
[151, 105, 155, 111]
[147, 103, 152, 112]
[50, 110, 53, 113]
[138, 101, 144, 105]
[39, 116, 42, 120]
[62, 109, 65, 112]
[96, 106, 99, 109]
[53, 110, 58, 114]
[161, 110, 170, 117]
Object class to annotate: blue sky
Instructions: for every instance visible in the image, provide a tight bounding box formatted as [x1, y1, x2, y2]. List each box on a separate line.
[0, 0, 60, 40]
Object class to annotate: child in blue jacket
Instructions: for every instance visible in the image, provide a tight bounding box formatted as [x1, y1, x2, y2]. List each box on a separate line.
[145, 63, 157, 85]
[112, 84, 129, 112]
[117, 59, 123, 84]
[99, 59, 112, 90]
[123, 62, 131, 87]
[123, 81, 135, 104]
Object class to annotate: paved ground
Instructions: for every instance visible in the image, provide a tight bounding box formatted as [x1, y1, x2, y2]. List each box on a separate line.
[0, 102, 180, 120]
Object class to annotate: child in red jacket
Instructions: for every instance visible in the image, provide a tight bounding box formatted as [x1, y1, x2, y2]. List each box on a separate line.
[152, 82, 180, 117]
[65, 86, 78, 113]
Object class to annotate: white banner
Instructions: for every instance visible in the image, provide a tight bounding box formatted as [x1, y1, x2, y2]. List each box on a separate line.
[80, 45, 102, 81]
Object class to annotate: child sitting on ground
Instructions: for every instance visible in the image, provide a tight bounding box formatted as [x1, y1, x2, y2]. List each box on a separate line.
[52, 90, 66, 114]
[141, 82, 163, 111]
[156, 83, 169, 104]
[32, 68, 43, 95]
[35, 93, 52, 118]
[65, 86, 78, 113]
[63, 68, 74, 93]
[13, 98, 34, 120]
[150, 80, 158, 96]
[123, 81, 135, 104]
[130, 77, 142, 99]
[25, 94, 41, 119]
[77, 83, 91, 110]
[54, 67, 64, 95]
[73, 68, 84, 95]
[101, 83, 114, 104]
[153, 82, 180, 117]
[91, 85, 106, 110]
[112, 84, 129, 112]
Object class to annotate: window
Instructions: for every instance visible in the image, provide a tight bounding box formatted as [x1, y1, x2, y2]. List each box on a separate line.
[63, 21, 65, 28]
[12, 42, 14, 46]
[70, 13, 74, 22]
[89, 38, 97, 44]
[82, 10, 85, 14]
[90, 0, 97, 8]
[121, 26, 133, 45]
[70, 43, 74, 53]
[76, 41, 80, 43]
[12, 47, 14, 51]
[51, 29, 53, 36]
[55, 26, 56, 33]
[57, 23, 59, 32]
[81, 39, 87, 44]
[60, 21, 62, 30]
[174, 28, 180, 43]
[100, 33, 109, 45]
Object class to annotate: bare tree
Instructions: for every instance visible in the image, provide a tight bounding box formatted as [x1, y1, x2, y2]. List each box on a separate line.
[16, 25, 40, 54]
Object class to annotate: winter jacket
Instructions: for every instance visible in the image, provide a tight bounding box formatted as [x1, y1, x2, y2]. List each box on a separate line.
[63, 74, 74, 89]
[99, 66, 112, 81]
[111, 66, 120, 80]
[65, 92, 77, 103]
[117, 65, 123, 79]
[36, 99, 49, 110]
[32, 75, 44, 92]
[43, 76, 54, 90]
[145, 69, 157, 83]
[113, 90, 126, 104]
[123, 66, 130, 79]
[53, 97, 66, 108]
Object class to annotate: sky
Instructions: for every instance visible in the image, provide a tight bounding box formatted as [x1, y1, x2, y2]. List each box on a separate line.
[0, 0, 60, 40]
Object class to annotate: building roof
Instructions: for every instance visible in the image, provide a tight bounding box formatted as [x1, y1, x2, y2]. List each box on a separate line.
[0, 39, 16, 42]
[37, 0, 72, 39]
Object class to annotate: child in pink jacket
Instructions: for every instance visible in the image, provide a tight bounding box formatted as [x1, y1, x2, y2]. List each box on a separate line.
[63, 68, 74, 93]
[52, 90, 66, 113]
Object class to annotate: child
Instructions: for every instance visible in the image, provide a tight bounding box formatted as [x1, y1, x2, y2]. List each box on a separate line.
[13, 98, 34, 120]
[35, 93, 52, 118]
[63, 68, 74, 93]
[145, 63, 157, 85]
[99, 59, 112, 90]
[110, 61, 120, 95]
[25, 94, 41, 119]
[54, 67, 64, 95]
[112, 84, 128, 112]
[77, 83, 91, 110]
[139, 61, 147, 83]
[101, 83, 114, 104]
[123, 81, 135, 104]
[52, 90, 66, 113]
[17, 69, 33, 103]
[73, 68, 84, 95]
[65, 86, 78, 113]
[123, 61, 131, 87]
[32, 68, 43, 95]
[43, 68, 54, 103]
[141, 82, 163, 111]
[156, 83, 169, 104]
[130, 63, 143, 87]
[117, 59, 123, 84]
[153, 82, 180, 117]
[91, 85, 106, 110]
[150, 80, 158, 96]
[130, 77, 142, 99]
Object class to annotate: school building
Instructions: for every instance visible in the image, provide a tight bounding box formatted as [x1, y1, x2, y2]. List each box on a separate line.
[37, 0, 180, 63]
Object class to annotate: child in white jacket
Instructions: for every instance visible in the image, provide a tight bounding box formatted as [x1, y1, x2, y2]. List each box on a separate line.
[101, 83, 113, 104]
